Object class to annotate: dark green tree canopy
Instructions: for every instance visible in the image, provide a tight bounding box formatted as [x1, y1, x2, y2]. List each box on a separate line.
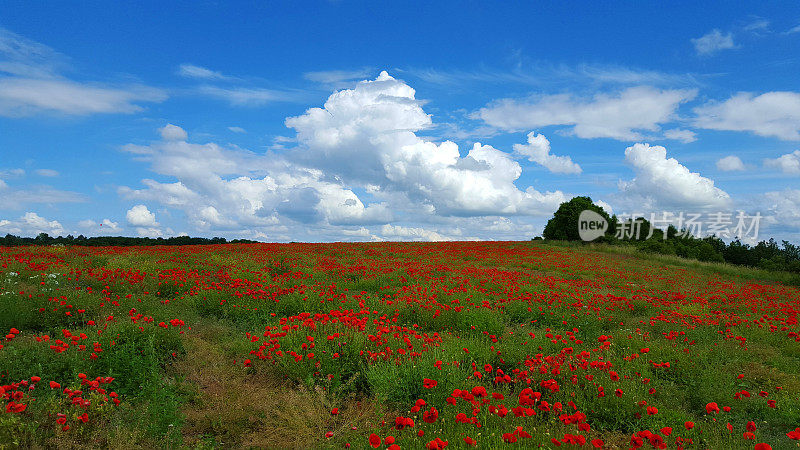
[542, 196, 614, 241]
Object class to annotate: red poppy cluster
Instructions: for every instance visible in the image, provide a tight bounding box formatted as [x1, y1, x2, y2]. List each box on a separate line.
[1, 373, 120, 431]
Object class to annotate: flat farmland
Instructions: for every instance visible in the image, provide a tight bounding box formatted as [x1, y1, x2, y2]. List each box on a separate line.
[1, 242, 799, 449]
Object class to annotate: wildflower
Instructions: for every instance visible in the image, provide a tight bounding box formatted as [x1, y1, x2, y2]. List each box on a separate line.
[368, 434, 381, 448]
[423, 378, 438, 389]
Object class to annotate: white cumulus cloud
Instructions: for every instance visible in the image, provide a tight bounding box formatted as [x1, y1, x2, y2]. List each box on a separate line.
[159, 124, 188, 141]
[380, 224, 451, 242]
[693, 91, 800, 141]
[286, 71, 567, 216]
[662, 128, 697, 143]
[764, 150, 800, 174]
[716, 155, 746, 171]
[78, 218, 121, 234]
[126, 204, 158, 227]
[618, 143, 731, 210]
[512, 132, 582, 174]
[0, 212, 64, 236]
[691, 29, 736, 55]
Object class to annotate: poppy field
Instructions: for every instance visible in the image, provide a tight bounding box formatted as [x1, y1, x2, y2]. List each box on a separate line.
[1, 241, 799, 449]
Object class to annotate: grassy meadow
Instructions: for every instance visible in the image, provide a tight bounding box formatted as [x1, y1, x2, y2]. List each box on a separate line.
[1, 241, 799, 449]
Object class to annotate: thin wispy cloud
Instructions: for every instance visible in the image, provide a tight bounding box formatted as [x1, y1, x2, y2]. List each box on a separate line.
[303, 69, 373, 86]
[195, 85, 305, 106]
[404, 63, 700, 89]
[34, 169, 58, 177]
[177, 63, 231, 80]
[0, 27, 166, 117]
[0, 28, 67, 78]
[0, 183, 86, 209]
[743, 18, 770, 32]
[476, 86, 697, 140]
[0, 78, 166, 117]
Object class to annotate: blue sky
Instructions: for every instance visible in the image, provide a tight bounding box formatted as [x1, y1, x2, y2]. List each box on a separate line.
[1, 1, 799, 242]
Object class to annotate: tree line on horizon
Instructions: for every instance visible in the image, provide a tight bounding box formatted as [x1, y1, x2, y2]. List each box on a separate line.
[539, 196, 800, 274]
[0, 233, 257, 247]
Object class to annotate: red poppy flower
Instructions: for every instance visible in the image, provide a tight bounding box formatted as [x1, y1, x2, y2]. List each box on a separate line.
[471, 386, 487, 397]
[705, 402, 720, 414]
[368, 434, 381, 448]
[394, 416, 414, 429]
[422, 407, 438, 424]
[426, 438, 448, 450]
[649, 434, 665, 449]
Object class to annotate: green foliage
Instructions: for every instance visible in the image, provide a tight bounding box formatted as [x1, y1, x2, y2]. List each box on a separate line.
[542, 196, 615, 241]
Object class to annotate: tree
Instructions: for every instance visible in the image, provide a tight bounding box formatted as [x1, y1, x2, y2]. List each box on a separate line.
[542, 196, 614, 241]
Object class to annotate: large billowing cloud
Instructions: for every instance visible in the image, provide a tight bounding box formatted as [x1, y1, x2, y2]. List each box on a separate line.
[475, 86, 697, 140]
[285, 71, 567, 216]
[120, 135, 391, 231]
[118, 72, 568, 241]
[617, 143, 731, 211]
